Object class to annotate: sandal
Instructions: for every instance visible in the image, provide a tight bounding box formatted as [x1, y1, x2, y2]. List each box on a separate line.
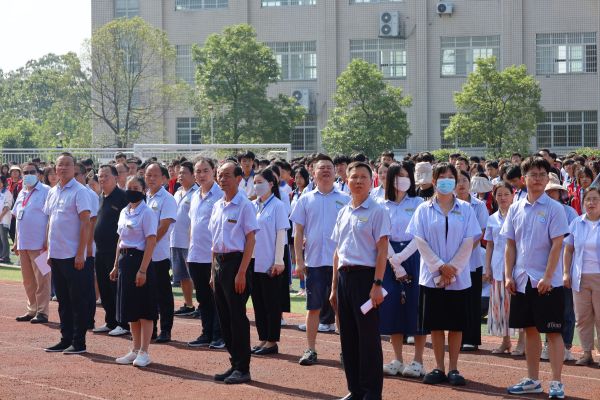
[492, 342, 511, 354]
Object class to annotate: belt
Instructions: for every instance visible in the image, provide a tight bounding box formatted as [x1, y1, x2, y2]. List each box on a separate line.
[120, 248, 143, 255]
[338, 265, 373, 272]
[214, 252, 243, 262]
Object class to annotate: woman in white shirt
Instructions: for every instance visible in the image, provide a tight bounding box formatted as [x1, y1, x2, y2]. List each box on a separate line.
[0, 176, 14, 263]
[563, 187, 600, 367]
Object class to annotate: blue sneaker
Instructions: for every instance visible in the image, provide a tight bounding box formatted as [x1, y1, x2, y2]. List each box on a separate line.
[507, 378, 543, 395]
[548, 381, 565, 399]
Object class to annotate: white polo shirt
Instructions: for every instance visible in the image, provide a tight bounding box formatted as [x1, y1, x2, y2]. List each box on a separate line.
[170, 184, 198, 249]
[146, 186, 177, 262]
[12, 182, 50, 251]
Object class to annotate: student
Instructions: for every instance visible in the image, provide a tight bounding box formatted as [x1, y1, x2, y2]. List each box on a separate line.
[414, 162, 434, 201]
[290, 154, 350, 366]
[370, 163, 389, 200]
[291, 166, 309, 296]
[333, 155, 351, 194]
[250, 169, 289, 355]
[483, 181, 523, 354]
[407, 163, 481, 386]
[506, 164, 527, 203]
[187, 158, 224, 349]
[110, 176, 158, 367]
[380, 162, 427, 378]
[502, 157, 570, 399]
[238, 151, 256, 200]
[563, 187, 600, 367]
[455, 170, 488, 351]
[330, 161, 390, 400]
[209, 161, 259, 384]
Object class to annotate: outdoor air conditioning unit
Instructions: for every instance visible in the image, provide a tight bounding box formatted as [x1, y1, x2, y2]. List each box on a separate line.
[379, 11, 401, 38]
[292, 89, 310, 112]
[437, 2, 454, 16]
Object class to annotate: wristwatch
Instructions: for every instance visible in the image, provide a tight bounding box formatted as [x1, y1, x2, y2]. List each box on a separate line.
[373, 279, 383, 286]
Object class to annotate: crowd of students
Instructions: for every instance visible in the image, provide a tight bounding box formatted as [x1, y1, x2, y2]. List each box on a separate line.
[6, 147, 600, 400]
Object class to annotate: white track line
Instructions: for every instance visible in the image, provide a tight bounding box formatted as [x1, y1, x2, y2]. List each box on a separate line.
[0, 373, 110, 400]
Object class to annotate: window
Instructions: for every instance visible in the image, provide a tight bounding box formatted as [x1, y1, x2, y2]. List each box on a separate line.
[265, 42, 317, 81]
[350, 0, 403, 3]
[115, 0, 139, 18]
[176, 45, 195, 85]
[350, 39, 406, 78]
[440, 36, 500, 76]
[291, 115, 317, 152]
[176, 118, 201, 144]
[262, 0, 315, 6]
[536, 33, 597, 75]
[440, 113, 484, 148]
[175, 0, 227, 10]
[537, 111, 598, 148]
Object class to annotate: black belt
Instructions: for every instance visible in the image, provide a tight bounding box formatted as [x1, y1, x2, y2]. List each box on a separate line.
[214, 252, 243, 262]
[120, 248, 143, 255]
[338, 265, 373, 272]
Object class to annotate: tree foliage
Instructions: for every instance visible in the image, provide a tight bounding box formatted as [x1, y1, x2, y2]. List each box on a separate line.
[444, 57, 543, 157]
[193, 24, 304, 144]
[0, 53, 91, 148]
[322, 59, 411, 158]
[72, 17, 183, 147]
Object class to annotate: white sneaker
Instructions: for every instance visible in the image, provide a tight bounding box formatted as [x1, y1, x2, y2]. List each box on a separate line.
[318, 323, 336, 332]
[281, 318, 287, 326]
[132, 350, 152, 367]
[297, 323, 307, 332]
[564, 348, 576, 362]
[406, 336, 415, 344]
[108, 326, 130, 336]
[92, 324, 111, 333]
[116, 350, 138, 365]
[383, 360, 404, 376]
[402, 361, 426, 378]
[541, 343, 549, 360]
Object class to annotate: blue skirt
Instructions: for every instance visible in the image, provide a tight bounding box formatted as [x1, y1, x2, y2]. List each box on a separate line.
[379, 240, 427, 336]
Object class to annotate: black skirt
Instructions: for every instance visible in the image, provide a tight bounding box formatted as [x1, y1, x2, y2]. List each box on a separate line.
[418, 285, 469, 332]
[116, 249, 158, 323]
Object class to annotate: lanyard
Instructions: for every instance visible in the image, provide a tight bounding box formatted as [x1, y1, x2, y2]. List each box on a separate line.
[22, 187, 37, 207]
[243, 171, 255, 188]
[256, 194, 275, 215]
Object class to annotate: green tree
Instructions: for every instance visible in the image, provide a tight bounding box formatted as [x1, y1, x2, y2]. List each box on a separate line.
[72, 17, 183, 147]
[193, 24, 304, 144]
[322, 59, 411, 158]
[444, 57, 543, 157]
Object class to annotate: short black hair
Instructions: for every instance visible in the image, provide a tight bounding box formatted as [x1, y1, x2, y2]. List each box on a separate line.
[237, 151, 256, 161]
[380, 151, 395, 159]
[81, 158, 94, 167]
[521, 156, 552, 175]
[194, 157, 215, 170]
[506, 164, 522, 180]
[347, 161, 372, 179]
[99, 164, 118, 177]
[433, 162, 458, 181]
[333, 155, 351, 166]
[469, 156, 480, 164]
[273, 159, 292, 173]
[456, 156, 469, 165]
[351, 153, 368, 163]
[180, 161, 194, 175]
[114, 152, 126, 160]
[75, 162, 87, 175]
[313, 153, 333, 164]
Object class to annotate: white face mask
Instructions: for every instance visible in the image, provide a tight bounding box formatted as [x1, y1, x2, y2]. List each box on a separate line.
[394, 177, 411, 192]
[254, 182, 271, 198]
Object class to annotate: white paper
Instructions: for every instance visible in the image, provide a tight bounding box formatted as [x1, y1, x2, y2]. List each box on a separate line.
[360, 288, 388, 315]
[34, 251, 51, 276]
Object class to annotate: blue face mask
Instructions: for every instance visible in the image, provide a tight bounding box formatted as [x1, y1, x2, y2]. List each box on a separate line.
[436, 178, 456, 194]
[23, 174, 38, 187]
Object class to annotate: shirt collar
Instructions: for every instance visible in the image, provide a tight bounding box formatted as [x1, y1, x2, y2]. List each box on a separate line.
[127, 200, 148, 216]
[524, 192, 549, 206]
[58, 178, 76, 190]
[350, 195, 373, 210]
[315, 186, 339, 196]
[147, 186, 166, 199]
[428, 195, 460, 212]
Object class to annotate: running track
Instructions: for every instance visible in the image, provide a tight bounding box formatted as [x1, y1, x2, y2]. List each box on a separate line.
[0, 280, 598, 399]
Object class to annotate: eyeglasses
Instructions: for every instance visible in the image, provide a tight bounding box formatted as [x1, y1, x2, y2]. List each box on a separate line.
[525, 173, 548, 180]
[22, 170, 37, 175]
[584, 197, 600, 204]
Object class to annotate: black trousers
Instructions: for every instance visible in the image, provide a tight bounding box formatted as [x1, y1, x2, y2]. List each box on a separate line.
[189, 262, 221, 341]
[153, 259, 174, 333]
[85, 257, 96, 329]
[251, 264, 282, 342]
[462, 267, 483, 346]
[95, 251, 129, 330]
[338, 268, 383, 400]
[51, 257, 94, 347]
[214, 252, 251, 373]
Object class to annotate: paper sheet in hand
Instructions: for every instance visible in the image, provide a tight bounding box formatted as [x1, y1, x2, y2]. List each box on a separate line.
[34, 251, 51, 276]
[360, 288, 388, 315]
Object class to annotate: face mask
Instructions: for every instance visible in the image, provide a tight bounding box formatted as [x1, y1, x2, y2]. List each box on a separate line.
[254, 182, 271, 198]
[394, 177, 411, 192]
[23, 174, 38, 187]
[436, 178, 456, 194]
[125, 190, 146, 203]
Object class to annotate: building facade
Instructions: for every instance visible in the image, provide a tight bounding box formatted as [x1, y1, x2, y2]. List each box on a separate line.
[92, 0, 600, 155]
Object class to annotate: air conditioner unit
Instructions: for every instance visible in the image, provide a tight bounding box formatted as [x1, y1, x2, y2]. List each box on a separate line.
[379, 11, 401, 38]
[437, 2, 454, 15]
[292, 89, 310, 111]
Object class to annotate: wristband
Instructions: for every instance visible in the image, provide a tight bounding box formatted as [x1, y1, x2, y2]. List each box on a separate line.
[373, 279, 383, 286]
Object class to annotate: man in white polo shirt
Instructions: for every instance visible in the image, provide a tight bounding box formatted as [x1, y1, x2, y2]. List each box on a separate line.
[43, 153, 92, 354]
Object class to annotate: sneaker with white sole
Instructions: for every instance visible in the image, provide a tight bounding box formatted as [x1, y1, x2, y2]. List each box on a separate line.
[318, 323, 336, 333]
[548, 381, 565, 399]
[383, 360, 404, 376]
[132, 350, 152, 367]
[116, 350, 138, 365]
[108, 326, 130, 336]
[281, 318, 287, 326]
[564, 348, 576, 362]
[297, 323, 307, 332]
[406, 336, 415, 344]
[92, 324, 112, 333]
[402, 361, 426, 378]
[507, 378, 543, 395]
[540, 343, 549, 360]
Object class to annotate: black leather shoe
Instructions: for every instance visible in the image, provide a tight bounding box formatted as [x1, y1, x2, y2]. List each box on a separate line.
[448, 370, 466, 386]
[251, 345, 262, 354]
[214, 367, 235, 382]
[155, 331, 171, 343]
[30, 314, 48, 324]
[16, 314, 35, 322]
[224, 370, 251, 384]
[45, 341, 70, 352]
[254, 344, 278, 355]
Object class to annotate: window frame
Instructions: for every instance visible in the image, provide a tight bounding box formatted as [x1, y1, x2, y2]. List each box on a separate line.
[114, 0, 139, 18]
[536, 111, 598, 149]
[174, 0, 228, 11]
[176, 117, 202, 145]
[535, 32, 597, 75]
[261, 0, 316, 6]
[350, 38, 407, 79]
[291, 114, 318, 152]
[440, 35, 500, 77]
[265, 41, 317, 81]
